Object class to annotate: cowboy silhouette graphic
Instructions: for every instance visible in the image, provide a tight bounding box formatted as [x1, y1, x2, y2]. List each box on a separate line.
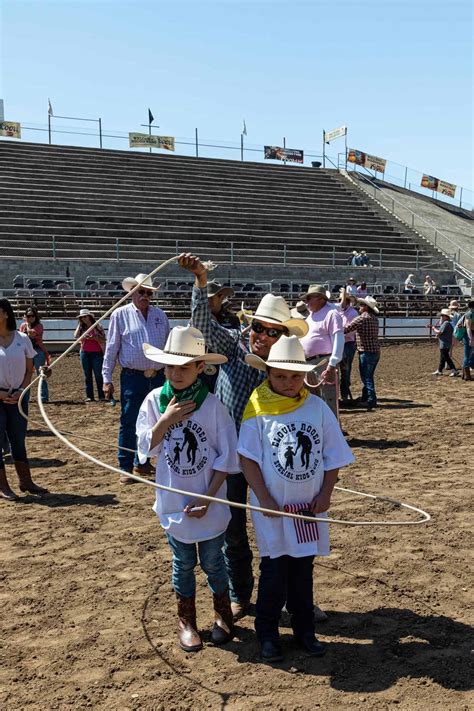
[182, 427, 199, 465]
[173, 441, 182, 465]
[294, 430, 312, 469]
[283, 445, 295, 470]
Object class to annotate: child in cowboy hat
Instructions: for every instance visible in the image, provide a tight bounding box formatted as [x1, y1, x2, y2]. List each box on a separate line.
[428, 309, 459, 377]
[136, 326, 240, 653]
[237, 335, 354, 663]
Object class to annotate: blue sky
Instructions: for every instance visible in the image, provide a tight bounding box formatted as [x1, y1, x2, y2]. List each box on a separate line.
[1, 0, 472, 188]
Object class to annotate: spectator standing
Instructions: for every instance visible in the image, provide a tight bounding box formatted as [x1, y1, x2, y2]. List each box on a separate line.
[300, 285, 344, 418]
[460, 299, 474, 380]
[338, 289, 359, 403]
[0, 299, 48, 500]
[351, 251, 362, 267]
[449, 300, 462, 328]
[102, 273, 170, 484]
[19, 306, 50, 404]
[178, 253, 308, 621]
[74, 309, 106, 402]
[429, 309, 459, 377]
[356, 281, 368, 298]
[343, 296, 381, 410]
[345, 277, 358, 295]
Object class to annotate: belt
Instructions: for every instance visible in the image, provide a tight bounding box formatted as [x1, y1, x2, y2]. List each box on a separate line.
[122, 367, 162, 378]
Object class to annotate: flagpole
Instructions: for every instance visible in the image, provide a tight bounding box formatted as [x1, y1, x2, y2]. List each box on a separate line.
[148, 113, 152, 154]
[283, 136, 286, 166]
[322, 130, 325, 168]
[48, 113, 51, 145]
[241, 133, 244, 162]
[344, 128, 348, 169]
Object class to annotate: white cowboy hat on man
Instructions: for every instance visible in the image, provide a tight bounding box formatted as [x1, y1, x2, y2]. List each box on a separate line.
[143, 326, 228, 366]
[251, 294, 308, 338]
[299, 284, 331, 301]
[122, 273, 160, 292]
[357, 295, 380, 314]
[246, 335, 315, 372]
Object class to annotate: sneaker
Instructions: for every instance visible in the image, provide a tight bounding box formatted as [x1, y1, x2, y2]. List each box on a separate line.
[449, 371, 460, 377]
[431, 371, 443, 376]
[85, 397, 95, 402]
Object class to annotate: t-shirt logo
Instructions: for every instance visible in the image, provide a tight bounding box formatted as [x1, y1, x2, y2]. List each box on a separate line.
[270, 421, 321, 482]
[164, 420, 208, 477]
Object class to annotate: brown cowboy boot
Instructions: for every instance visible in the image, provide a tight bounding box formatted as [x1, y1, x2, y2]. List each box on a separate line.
[463, 367, 472, 381]
[14, 461, 49, 496]
[0, 467, 18, 501]
[176, 594, 202, 652]
[211, 589, 234, 645]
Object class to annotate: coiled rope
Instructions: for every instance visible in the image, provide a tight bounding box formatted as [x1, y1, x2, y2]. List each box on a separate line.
[19, 255, 430, 527]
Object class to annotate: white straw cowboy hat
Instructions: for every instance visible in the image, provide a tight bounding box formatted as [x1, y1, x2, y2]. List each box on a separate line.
[357, 296, 380, 314]
[207, 280, 234, 299]
[246, 335, 315, 373]
[449, 300, 460, 309]
[300, 284, 331, 301]
[143, 326, 228, 366]
[251, 294, 308, 338]
[290, 300, 309, 319]
[439, 308, 451, 317]
[122, 273, 160, 292]
[77, 308, 94, 318]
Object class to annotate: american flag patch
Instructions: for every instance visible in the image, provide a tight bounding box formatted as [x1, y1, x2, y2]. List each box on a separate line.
[284, 503, 319, 544]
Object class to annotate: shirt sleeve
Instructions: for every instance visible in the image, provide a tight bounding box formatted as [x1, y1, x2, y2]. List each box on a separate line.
[237, 417, 263, 468]
[212, 400, 241, 474]
[191, 286, 240, 359]
[329, 330, 345, 367]
[344, 313, 364, 334]
[102, 310, 121, 383]
[320, 401, 356, 471]
[136, 390, 163, 463]
[21, 333, 36, 359]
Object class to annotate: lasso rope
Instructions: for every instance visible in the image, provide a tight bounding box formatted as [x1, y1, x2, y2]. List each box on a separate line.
[19, 255, 430, 527]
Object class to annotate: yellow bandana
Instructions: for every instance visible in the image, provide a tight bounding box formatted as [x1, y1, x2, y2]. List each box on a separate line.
[242, 380, 309, 422]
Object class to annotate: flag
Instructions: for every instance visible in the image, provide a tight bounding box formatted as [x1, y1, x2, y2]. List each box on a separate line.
[242, 119, 247, 136]
[48, 98, 53, 116]
[148, 108, 154, 125]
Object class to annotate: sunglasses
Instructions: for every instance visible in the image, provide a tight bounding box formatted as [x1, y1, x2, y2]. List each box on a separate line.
[138, 288, 154, 296]
[251, 321, 287, 339]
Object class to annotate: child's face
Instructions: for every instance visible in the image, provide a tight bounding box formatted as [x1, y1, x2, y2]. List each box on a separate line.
[165, 362, 204, 390]
[267, 367, 305, 398]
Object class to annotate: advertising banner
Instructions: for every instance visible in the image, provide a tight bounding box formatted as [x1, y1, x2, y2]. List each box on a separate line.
[421, 175, 456, 197]
[324, 125, 346, 143]
[0, 121, 21, 138]
[129, 132, 175, 150]
[264, 145, 304, 163]
[347, 148, 366, 166]
[364, 153, 386, 173]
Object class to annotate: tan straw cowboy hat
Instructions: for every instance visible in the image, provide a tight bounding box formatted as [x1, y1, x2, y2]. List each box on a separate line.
[300, 284, 331, 301]
[246, 335, 315, 373]
[357, 295, 380, 314]
[143, 326, 228, 366]
[251, 294, 308, 338]
[122, 273, 160, 292]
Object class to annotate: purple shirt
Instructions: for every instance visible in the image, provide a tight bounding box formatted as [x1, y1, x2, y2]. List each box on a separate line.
[301, 303, 343, 358]
[102, 302, 169, 382]
[338, 305, 358, 342]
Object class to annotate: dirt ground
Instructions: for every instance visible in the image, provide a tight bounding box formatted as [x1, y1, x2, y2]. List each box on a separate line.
[0, 341, 473, 710]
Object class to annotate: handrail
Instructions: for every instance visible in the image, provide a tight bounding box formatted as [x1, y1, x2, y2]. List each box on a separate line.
[341, 169, 473, 284]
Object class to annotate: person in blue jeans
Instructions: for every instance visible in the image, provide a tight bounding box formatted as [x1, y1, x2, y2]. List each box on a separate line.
[344, 296, 381, 410]
[136, 325, 240, 652]
[19, 307, 50, 403]
[74, 309, 106, 402]
[461, 300, 474, 380]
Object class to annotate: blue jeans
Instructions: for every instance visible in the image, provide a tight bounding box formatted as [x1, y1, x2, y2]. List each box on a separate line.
[462, 335, 474, 368]
[0, 394, 29, 467]
[80, 351, 104, 400]
[33, 350, 49, 402]
[118, 368, 165, 471]
[359, 351, 380, 404]
[256, 555, 315, 643]
[166, 532, 228, 598]
[340, 341, 357, 400]
[223, 471, 254, 603]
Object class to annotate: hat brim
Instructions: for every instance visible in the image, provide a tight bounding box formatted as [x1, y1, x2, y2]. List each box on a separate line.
[245, 353, 315, 373]
[143, 343, 227, 366]
[251, 314, 309, 338]
[299, 290, 331, 301]
[77, 312, 93, 319]
[208, 286, 234, 299]
[357, 298, 379, 314]
[122, 278, 159, 292]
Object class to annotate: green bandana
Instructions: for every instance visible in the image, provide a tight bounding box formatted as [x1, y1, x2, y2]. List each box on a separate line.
[157, 378, 209, 414]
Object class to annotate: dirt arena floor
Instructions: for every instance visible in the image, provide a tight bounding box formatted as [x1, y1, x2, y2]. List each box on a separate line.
[1, 341, 473, 710]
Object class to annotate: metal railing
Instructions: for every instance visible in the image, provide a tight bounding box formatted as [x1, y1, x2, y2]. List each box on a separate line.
[341, 169, 473, 285]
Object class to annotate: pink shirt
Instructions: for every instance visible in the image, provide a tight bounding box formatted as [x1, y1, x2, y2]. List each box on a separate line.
[301, 303, 343, 358]
[338, 305, 358, 342]
[81, 328, 103, 353]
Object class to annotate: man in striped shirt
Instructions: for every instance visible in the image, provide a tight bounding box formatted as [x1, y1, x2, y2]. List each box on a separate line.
[343, 296, 380, 410]
[179, 253, 308, 620]
[102, 274, 169, 483]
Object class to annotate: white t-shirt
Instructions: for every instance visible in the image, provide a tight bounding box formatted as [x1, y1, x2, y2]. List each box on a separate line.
[137, 389, 240, 544]
[0, 331, 36, 390]
[237, 394, 355, 559]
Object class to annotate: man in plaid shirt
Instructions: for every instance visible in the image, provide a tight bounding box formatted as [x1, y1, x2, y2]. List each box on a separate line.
[179, 253, 307, 620]
[343, 296, 380, 410]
